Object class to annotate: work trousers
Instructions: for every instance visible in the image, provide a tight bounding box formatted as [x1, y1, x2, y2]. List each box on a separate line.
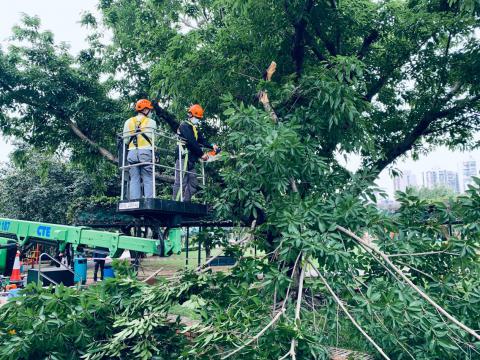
[172, 159, 198, 202]
[94, 260, 105, 282]
[127, 148, 154, 199]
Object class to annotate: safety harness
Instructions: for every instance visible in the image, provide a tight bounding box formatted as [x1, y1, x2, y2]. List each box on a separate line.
[127, 116, 153, 149]
[175, 121, 198, 201]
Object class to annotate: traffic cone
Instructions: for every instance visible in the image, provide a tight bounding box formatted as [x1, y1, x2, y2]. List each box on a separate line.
[10, 251, 22, 282]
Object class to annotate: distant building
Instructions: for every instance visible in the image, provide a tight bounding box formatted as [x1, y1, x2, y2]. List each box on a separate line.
[423, 170, 438, 189]
[422, 169, 460, 193]
[462, 159, 477, 191]
[393, 171, 417, 192]
[438, 170, 460, 193]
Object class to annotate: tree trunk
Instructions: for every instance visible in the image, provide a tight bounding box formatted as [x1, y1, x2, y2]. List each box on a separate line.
[67, 119, 118, 163]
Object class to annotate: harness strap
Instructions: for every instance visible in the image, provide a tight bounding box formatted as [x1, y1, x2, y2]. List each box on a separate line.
[186, 121, 198, 140]
[127, 116, 152, 148]
[175, 150, 189, 201]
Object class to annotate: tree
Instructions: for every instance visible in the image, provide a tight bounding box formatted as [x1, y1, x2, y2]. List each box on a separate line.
[0, 147, 99, 224]
[94, 0, 480, 175]
[1, 1, 478, 175]
[406, 185, 457, 201]
[0, 15, 125, 172]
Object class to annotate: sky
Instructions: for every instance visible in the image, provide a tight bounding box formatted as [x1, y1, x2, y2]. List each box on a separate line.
[344, 147, 480, 197]
[0, 1, 478, 197]
[0, 0, 100, 161]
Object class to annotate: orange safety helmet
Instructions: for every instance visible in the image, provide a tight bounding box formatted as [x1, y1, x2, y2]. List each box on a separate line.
[135, 99, 153, 112]
[188, 104, 204, 119]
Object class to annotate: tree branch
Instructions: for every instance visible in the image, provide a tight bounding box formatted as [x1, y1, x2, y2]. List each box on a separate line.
[357, 29, 380, 60]
[311, 23, 337, 56]
[258, 62, 279, 123]
[387, 250, 459, 257]
[365, 75, 388, 102]
[285, 0, 314, 78]
[67, 119, 117, 162]
[222, 249, 302, 359]
[304, 29, 328, 63]
[364, 34, 437, 102]
[290, 264, 306, 360]
[308, 261, 392, 360]
[428, 93, 480, 123]
[0, 82, 119, 164]
[424, 115, 480, 137]
[221, 308, 286, 359]
[152, 100, 180, 133]
[369, 88, 478, 173]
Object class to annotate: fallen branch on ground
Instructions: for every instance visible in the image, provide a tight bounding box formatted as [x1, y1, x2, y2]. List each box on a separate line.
[308, 260, 391, 360]
[221, 308, 287, 359]
[336, 225, 480, 342]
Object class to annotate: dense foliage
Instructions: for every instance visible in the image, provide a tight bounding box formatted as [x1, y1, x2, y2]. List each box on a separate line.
[0, 277, 188, 360]
[1, 182, 480, 359]
[0, 0, 478, 175]
[0, 149, 100, 224]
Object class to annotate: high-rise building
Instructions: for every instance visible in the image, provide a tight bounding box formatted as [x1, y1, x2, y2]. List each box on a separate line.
[462, 159, 477, 191]
[422, 169, 460, 193]
[438, 170, 460, 193]
[393, 171, 417, 192]
[423, 170, 438, 189]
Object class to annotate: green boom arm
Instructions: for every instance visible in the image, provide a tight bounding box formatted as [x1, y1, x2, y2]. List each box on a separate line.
[0, 218, 161, 257]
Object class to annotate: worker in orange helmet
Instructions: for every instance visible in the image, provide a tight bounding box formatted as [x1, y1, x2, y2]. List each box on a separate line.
[123, 99, 157, 199]
[173, 104, 218, 202]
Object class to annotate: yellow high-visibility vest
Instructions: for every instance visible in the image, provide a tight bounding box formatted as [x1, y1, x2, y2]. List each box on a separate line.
[127, 116, 152, 150]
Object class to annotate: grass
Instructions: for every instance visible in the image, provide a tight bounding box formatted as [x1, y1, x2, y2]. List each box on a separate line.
[141, 247, 224, 272]
[84, 246, 263, 281]
[138, 246, 264, 276]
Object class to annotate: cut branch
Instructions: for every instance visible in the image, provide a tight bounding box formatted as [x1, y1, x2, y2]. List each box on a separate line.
[221, 308, 286, 359]
[290, 178, 299, 193]
[289, 264, 306, 360]
[222, 251, 301, 359]
[395, 260, 437, 282]
[308, 261, 391, 360]
[142, 267, 164, 283]
[387, 250, 459, 257]
[258, 61, 279, 123]
[336, 226, 480, 342]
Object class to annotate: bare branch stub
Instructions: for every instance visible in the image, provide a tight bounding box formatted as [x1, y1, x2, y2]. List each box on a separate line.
[258, 61, 279, 123]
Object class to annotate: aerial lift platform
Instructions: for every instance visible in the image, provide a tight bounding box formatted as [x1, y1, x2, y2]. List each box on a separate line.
[0, 128, 217, 276]
[117, 198, 208, 228]
[115, 127, 214, 258]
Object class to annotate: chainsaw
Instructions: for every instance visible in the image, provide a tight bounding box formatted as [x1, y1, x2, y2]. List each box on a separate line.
[204, 147, 223, 162]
